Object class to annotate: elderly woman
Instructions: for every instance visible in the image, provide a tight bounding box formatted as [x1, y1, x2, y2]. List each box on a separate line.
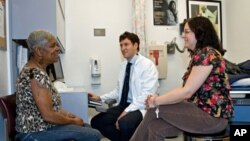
[15, 30, 102, 141]
[130, 17, 234, 141]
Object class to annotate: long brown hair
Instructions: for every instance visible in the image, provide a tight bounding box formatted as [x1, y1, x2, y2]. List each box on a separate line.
[185, 16, 226, 55]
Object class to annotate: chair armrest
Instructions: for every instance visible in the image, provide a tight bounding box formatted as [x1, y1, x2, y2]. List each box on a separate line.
[104, 99, 117, 108]
[95, 106, 107, 113]
[90, 99, 117, 113]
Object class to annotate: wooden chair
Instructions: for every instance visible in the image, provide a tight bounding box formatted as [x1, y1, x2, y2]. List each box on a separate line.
[0, 93, 17, 141]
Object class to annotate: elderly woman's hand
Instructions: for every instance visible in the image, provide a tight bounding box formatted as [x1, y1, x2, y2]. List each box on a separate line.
[73, 117, 84, 126]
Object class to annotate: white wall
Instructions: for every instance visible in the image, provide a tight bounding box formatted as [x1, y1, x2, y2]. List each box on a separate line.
[64, 0, 249, 95]
[64, 0, 190, 95]
[145, 0, 190, 93]
[225, 0, 250, 63]
[64, 0, 132, 94]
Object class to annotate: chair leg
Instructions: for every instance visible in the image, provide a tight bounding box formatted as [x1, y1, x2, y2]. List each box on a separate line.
[4, 119, 9, 141]
[183, 135, 191, 141]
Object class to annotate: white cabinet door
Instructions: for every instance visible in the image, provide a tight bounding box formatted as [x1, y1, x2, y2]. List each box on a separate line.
[60, 90, 89, 123]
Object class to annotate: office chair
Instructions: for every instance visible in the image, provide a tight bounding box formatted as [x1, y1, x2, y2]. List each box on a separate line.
[104, 99, 117, 108]
[0, 93, 17, 141]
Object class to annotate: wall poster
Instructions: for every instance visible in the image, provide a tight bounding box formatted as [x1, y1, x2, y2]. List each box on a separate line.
[153, 0, 178, 26]
[187, 0, 222, 43]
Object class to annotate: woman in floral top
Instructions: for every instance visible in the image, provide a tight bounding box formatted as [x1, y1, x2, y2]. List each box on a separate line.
[15, 30, 101, 141]
[130, 16, 234, 141]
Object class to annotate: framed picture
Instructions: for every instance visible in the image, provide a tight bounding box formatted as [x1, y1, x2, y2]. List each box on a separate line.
[187, 0, 222, 43]
[153, 0, 178, 26]
[0, 0, 6, 50]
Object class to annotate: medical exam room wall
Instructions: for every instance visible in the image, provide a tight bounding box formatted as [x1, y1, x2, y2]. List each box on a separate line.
[145, 0, 189, 93]
[64, 0, 229, 95]
[64, 0, 224, 94]
[64, 0, 187, 94]
[64, 0, 132, 94]
[225, 0, 250, 63]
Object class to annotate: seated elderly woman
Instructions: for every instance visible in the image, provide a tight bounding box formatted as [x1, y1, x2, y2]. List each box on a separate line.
[15, 30, 102, 141]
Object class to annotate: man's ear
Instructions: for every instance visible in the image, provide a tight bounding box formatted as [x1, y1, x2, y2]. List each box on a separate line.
[134, 43, 139, 50]
[136, 43, 140, 51]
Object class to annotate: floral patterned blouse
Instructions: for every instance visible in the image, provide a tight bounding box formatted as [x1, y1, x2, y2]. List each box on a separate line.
[16, 67, 61, 133]
[183, 47, 234, 119]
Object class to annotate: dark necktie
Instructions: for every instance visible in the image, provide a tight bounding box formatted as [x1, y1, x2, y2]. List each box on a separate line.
[119, 62, 132, 107]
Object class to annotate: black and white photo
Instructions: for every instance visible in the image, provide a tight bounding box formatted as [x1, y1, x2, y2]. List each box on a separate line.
[153, 0, 178, 26]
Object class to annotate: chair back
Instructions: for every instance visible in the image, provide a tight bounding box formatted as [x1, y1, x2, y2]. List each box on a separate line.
[0, 93, 16, 141]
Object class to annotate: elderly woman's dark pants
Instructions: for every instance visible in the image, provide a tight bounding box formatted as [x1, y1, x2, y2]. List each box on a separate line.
[130, 102, 228, 141]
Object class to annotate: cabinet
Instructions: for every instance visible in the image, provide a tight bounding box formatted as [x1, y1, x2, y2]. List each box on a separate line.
[11, 0, 65, 52]
[230, 90, 250, 122]
[60, 88, 89, 123]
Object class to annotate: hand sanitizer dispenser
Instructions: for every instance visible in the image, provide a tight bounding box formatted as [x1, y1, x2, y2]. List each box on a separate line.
[90, 58, 101, 84]
[90, 58, 101, 77]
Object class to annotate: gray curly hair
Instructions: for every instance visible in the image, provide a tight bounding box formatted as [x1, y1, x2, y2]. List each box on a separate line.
[27, 30, 55, 55]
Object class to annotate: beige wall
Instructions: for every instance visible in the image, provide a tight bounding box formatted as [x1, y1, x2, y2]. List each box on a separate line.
[64, 0, 250, 95]
[225, 0, 250, 63]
